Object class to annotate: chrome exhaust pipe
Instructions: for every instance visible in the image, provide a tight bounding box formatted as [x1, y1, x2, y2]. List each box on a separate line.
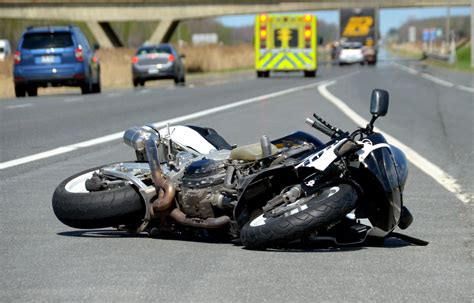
[123, 126, 176, 216]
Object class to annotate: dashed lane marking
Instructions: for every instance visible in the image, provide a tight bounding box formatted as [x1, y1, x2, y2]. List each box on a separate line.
[420, 73, 455, 87]
[457, 85, 474, 93]
[64, 97, 84, 103]
[393, 62, 473, 93]
[6, 103, 33, 109]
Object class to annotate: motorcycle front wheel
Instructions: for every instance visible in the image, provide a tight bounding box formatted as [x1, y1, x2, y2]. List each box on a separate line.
[240, 183, 358, 249]
[52, 163, 145, 229]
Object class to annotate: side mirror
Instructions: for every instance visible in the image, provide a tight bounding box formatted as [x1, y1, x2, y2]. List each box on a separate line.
[93, 43, 100, 51]
[370, 89, 389, 117]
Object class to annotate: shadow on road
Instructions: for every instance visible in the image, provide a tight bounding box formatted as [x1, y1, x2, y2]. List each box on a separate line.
[58, 229, 419, 252]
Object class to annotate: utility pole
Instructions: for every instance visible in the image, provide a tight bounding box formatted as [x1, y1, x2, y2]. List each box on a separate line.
[445, 0, 451, 46]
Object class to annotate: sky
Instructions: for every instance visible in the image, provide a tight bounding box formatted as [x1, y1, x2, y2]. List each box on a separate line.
[216, 6, 471, 37]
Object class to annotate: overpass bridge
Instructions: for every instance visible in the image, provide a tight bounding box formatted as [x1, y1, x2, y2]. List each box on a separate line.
[0, 0, 471, 50]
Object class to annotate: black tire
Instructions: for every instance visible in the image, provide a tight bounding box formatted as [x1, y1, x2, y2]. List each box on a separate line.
[15, 84, 26, 97]
[256, 71, 262, 78]
[81, 79, 92, 95]
[92, 72, 101, 93]
[52, 164, 145, 229]
[240, 183, 358, 249]
[304, 70, 316, 77]
[133, 78, 139, 87]
[27, 86, 38, 97]
[139, 80, 145, 87]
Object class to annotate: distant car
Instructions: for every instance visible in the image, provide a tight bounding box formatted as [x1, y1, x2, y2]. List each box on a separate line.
[13, 25, 101, 97]
[0, 39, 12, 61]
[337, 42, 365, 65]
[132, 44, 185, 87]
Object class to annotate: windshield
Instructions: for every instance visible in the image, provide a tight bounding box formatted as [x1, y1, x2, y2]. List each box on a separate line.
[342, 43, 362, 49]
[21, 32, 73, 49]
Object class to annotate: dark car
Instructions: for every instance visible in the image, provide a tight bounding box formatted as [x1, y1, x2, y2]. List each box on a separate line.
[13, 25, 101, 97]
[132, 44, 185, 87]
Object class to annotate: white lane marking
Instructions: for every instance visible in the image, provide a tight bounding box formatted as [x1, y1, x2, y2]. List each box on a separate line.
[138, 89, 151, 94]
[0, 71, 360, 170]
[457, 85, 474, 93]
[64, 97, 84, 103]
[392, 62, 419, 75]
[6, 103, 33, 109]
[393, 62, 474, 93]
[420, 73, 455, 87]
[107, 92, 122, 98]
[205, 80, 230, 86]
[318, 81, 471, 204]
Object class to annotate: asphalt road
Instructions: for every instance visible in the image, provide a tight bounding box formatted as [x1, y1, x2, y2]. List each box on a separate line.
[1, 60, 473, 302]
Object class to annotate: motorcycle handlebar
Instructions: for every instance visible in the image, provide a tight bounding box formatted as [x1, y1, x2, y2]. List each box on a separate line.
[305, 118, 336, 138]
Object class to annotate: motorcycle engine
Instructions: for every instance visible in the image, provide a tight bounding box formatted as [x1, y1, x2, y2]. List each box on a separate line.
[179, 159, 231, 219]
[182, 159, 225, 188]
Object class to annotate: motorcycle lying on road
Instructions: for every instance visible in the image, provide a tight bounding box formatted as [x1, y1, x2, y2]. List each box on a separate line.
[53, 89, 427, 249]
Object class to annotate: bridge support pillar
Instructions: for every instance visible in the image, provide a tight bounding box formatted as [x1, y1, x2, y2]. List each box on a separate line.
[148, 19, 180, 44]
[86, 21, 123, 48]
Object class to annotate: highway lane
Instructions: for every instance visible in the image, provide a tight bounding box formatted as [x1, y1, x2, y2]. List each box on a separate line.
[0, 67, 352, 164]
[1, 62, 473, 302]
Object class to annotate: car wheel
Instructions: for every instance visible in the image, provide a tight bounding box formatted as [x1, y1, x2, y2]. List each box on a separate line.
[133, 79, 139, 87]
[81, 79, 92, 95]
[139, 80, 145, 87]
[15, 85, 26, 98]
[26, 86, 38, 97]
[92, 71, 101, 94]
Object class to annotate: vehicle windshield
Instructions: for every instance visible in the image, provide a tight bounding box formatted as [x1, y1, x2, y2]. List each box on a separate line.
[137, 46, 172, 55]
[342, 43, 362, 49]
[21, 32, 73, 49]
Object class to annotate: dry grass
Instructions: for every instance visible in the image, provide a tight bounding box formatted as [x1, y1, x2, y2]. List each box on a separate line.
[0, 44, 254, 98]
[178, 44, 254, 73]
[0, 56, 14, 97]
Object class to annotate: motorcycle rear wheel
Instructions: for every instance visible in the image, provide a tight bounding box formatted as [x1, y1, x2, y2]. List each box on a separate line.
[240, 183, 358, 249]
[52, 163, 145, 229]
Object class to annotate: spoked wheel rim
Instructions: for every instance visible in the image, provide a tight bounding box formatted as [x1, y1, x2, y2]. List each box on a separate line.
[64, 170, 97, 193]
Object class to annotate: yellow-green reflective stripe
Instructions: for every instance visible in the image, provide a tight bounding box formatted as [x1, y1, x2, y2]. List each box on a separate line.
[258, 52, 274, 67]
[264, 52, 285, 68]
[287, 53, 305, 67]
